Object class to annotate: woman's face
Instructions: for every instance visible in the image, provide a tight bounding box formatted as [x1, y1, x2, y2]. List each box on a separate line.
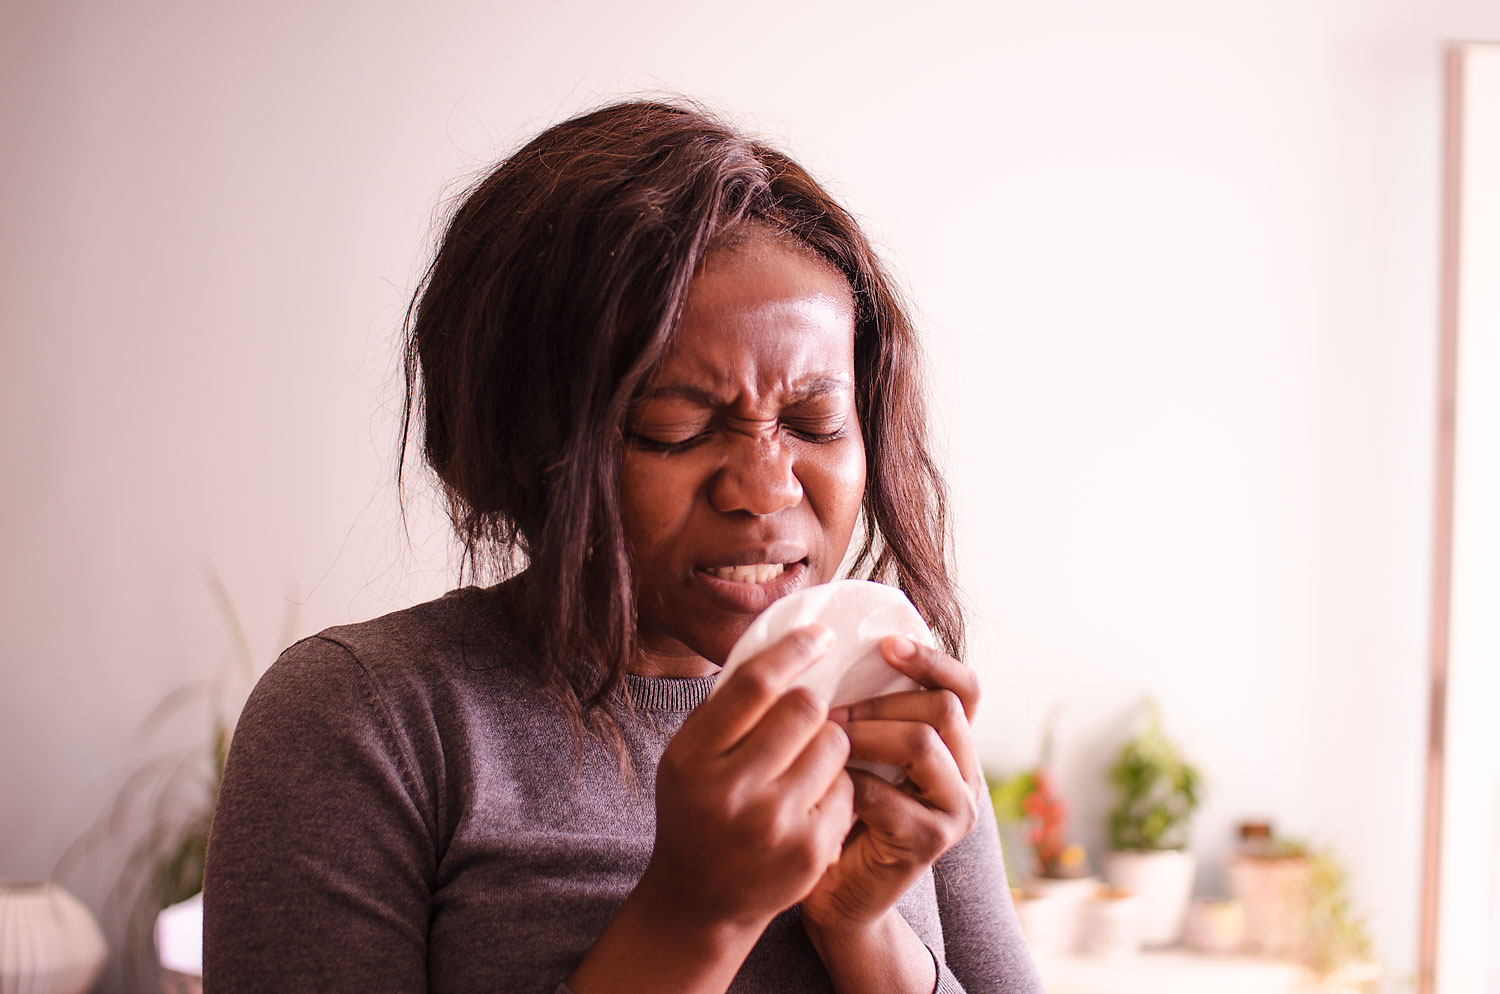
[620, 235, 867, 676]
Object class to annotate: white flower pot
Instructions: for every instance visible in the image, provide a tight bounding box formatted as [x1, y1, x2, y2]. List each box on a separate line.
[1185, 896, 1246, 952]
[1011, 890, 1072, 959]
[155, 892, 203, 979]
[1024, 875, 1098, 953]
[0, 880, 107, 994]
[1102, 849, 1196, 947]
[1082, 890, 1144, 958]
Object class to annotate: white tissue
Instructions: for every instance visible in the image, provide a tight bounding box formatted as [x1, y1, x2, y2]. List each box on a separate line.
[713, 580, 935, 781]
[717, 579, 934, 707]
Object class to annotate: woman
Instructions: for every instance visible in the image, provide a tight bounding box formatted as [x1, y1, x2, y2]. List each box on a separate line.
[203, 100, 1041, 994]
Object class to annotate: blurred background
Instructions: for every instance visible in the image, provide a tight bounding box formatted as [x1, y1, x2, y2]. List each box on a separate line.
[3, 0, 1498, 992]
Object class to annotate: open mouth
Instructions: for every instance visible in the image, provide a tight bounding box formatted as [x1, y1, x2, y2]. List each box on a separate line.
[703, 563, 788, 584]
[693, 558, 810, 613]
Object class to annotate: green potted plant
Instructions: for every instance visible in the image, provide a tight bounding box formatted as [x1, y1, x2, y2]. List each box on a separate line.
[1101, 700, 1203, 946]
[1301, 848, 1377, 984]
[56, 573, 287, 994]
[1228, 831, 1380, 986]
[987, 711, 1097, 957]
[989, 766, 1094, 956]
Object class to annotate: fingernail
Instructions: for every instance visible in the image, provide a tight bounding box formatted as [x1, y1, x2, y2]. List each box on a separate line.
[886, 635, 916, 659]
[829, 707, 850, 724]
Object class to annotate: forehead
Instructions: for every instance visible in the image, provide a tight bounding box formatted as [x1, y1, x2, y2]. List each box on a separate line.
[653, 236, 856, 394]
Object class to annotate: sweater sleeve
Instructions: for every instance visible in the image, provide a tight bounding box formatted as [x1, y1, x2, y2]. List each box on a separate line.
[203, 636, 436, 993]
[930, 781, 1044, 994]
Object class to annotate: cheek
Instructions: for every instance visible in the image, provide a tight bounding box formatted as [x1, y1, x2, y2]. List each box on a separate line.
[618, 454, 693, 560]
[806, 437, 868, 533]
[847, 444, 868, 522]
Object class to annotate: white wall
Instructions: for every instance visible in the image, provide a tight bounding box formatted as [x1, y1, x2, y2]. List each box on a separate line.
[1438, 42, 1500, 994]
[4, 0, 1498, 989]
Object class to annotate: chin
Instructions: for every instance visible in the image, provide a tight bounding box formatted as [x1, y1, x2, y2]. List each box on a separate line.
[696, 628, 749, 669]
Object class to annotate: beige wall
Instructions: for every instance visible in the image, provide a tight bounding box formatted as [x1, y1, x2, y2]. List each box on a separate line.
[5, 0, 1500, 989]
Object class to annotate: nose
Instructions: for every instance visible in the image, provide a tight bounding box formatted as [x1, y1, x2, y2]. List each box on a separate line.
[709, 431, 803, 516]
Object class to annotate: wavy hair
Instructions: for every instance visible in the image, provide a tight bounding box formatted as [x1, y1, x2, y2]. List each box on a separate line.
[401, 100, 961, 742]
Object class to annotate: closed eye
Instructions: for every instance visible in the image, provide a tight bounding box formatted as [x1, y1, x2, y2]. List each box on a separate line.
[785, 424, 850, 444]
[625, 428, 711, 454]
[627, 421, 848, 453]
[782, 408, 853, 443]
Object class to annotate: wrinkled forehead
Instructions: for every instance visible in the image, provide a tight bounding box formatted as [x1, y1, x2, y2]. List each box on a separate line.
[638, 230, 857, 403]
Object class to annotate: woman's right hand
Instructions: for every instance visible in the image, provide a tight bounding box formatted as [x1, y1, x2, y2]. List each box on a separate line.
[567, 624, 854, 994]
[636, 623, 856, 932]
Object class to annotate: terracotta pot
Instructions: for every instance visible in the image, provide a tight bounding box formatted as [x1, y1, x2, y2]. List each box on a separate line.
[1227, 853, 1311, 956]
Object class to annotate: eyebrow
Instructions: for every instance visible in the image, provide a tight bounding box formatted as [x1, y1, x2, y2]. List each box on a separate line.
[635, 376, 853, 407]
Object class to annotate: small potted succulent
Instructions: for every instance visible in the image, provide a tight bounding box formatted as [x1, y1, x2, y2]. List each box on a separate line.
[1102, 701, 1203, 946]
[1082, 884, 1145, 958]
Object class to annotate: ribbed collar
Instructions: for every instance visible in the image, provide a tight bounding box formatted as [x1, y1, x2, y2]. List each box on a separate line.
[621, 673, 719, 712]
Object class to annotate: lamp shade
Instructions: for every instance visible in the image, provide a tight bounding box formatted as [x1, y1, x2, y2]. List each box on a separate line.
[0, 881, 107, 994]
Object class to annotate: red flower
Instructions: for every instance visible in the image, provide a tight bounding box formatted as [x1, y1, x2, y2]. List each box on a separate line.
[1023, 768, 1073, 876]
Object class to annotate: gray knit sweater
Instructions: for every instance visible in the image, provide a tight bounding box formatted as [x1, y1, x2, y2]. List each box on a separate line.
[203, 587, 1041, 993]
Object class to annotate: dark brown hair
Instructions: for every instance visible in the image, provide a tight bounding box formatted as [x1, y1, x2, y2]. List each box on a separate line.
[401, 99, 962, 739]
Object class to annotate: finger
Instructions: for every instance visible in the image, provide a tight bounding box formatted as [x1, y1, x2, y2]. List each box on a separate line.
[847, 766, 918, 826]
[730, 686, 834, 780]
[879, 636, 980, 720]
[811, 769, 857, 864]
[835, 688, 981, 786]
[843, 768, 952, 859]
[840, 719, 970, 814]
[774, 720, 852, 809]
[689, 624, 834, 750]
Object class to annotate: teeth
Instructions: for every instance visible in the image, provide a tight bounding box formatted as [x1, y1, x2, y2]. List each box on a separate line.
[710, 563, 786, 583]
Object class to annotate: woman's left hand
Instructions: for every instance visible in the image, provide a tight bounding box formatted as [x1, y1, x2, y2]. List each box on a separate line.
[799, 634, 982, 933]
